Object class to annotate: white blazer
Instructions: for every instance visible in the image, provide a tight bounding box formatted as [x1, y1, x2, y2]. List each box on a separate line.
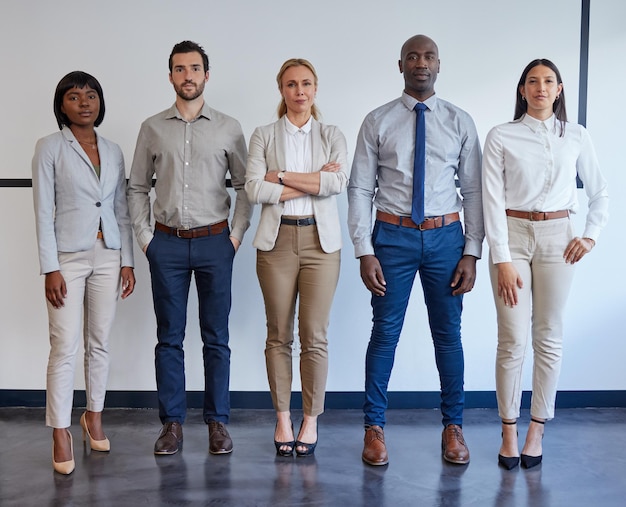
[245, 117, 348, 253]
[32, 126, 134, 274]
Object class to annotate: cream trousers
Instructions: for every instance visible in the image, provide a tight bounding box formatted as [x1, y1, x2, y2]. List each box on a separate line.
[490, 216, 575, 421]
[46, 240, 121, 428]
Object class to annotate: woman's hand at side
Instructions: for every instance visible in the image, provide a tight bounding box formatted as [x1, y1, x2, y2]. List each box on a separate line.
[563, 237, 595, 264]
[496, 262, 523, 307]
[45, 271, 67, 309]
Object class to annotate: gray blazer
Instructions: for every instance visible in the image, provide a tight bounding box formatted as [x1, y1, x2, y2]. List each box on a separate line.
[245, 117, 348, 253]
[32, 126, 134, 274]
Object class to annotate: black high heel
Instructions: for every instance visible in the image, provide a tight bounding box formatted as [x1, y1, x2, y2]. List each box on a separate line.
[521, 418, 544, 469]
[498, 420, 520, 470]
[274, 422, 295, 457]
[295, 420, 317, 457]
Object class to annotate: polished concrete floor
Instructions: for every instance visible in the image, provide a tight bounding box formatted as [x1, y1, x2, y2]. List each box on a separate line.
[0, 407, 624, 506]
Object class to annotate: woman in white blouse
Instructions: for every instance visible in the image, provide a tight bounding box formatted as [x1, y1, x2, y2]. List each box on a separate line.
[482, 59, 608, 469]
[245, 59, 348, 457]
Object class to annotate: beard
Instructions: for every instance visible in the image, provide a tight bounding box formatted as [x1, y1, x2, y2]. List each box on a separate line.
[174, 79, 205, 101]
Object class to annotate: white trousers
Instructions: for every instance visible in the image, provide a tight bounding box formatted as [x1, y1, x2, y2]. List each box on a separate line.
[46, 240, 121, 428]
[489, 216, 575, 421]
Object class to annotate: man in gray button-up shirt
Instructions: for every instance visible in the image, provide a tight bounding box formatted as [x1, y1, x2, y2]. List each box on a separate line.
[127, 41, 251, 456]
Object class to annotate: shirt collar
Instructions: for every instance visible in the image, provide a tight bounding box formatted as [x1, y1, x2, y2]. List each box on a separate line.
[521, 113, 556, 133]
[401, 91, 437, 112]
[284, 115, 312, 135]
[165, 102, 212, 121]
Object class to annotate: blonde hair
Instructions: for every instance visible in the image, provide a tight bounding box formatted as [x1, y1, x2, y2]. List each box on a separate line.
[276, 58, 320, 120]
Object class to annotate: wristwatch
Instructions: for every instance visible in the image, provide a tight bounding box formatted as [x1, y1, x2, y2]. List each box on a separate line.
[277, 171, 286, 185]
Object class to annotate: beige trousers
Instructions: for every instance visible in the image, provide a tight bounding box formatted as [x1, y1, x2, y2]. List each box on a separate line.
[257, 222, 340, 416]
[46, 240, 121, 428]
[490, 216, 575, 421]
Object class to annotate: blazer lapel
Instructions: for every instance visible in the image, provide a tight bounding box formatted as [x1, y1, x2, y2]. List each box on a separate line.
[310, 118, 323, 172]
[96, 135, 108, 189]
[274, 117, 287, 172]
[63, 126, 100, 182]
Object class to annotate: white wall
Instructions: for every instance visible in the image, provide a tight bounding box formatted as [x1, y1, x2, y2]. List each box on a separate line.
[0, 0, 623, 396]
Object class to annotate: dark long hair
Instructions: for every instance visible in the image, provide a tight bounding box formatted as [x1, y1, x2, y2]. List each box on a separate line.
[514, 59, 567, 136]
[53, 71, 105, 130]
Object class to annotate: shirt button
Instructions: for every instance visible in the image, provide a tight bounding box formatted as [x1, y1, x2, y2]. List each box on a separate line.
[185, 162, 189, 166]
[185, 184, 189, 188]
[95, 202, 101, 207]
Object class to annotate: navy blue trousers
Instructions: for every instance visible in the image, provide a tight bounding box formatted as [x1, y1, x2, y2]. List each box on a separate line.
[146, 228, 235, 424]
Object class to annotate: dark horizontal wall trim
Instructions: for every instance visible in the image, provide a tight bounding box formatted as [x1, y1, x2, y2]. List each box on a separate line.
[2, 390, 624, 409]
[0, 179, 232, 188]
[0, 179, 32, 187]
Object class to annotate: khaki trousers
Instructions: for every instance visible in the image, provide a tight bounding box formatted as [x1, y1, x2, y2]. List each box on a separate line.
[489, 216, 575, 421]
[257, 222, 340, 416]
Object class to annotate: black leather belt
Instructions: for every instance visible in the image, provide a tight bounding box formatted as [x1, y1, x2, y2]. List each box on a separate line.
[280, 217, 316, 227]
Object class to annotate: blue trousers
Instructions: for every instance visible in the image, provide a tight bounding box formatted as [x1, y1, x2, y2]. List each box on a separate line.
[146, 228, 235, 424]
[364, 220, 466, 428]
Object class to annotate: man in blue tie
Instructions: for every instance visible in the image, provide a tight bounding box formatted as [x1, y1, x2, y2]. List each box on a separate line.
[348, 34, 484, 466]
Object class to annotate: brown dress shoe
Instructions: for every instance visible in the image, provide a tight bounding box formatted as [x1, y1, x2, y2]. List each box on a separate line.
[154, 422, 183, 455]
[208, 421, 233, 454]
[441, 424, 470, 464]
[362, 425, 389, 466]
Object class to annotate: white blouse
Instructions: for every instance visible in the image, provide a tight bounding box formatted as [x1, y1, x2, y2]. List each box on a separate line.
[283, 116, 313, 216]
[482, 113, 609, 264]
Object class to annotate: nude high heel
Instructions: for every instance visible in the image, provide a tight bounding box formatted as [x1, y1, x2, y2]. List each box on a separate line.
[53, 430, 75, 475]
[80, 412, 110, 452]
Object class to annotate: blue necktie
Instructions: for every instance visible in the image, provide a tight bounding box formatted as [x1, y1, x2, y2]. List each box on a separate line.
[412, 102, 427, 225]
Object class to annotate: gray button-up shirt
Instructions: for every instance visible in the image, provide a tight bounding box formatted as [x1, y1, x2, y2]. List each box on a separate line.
[127, 102, 251, 250]
[348, 92, 484, 259]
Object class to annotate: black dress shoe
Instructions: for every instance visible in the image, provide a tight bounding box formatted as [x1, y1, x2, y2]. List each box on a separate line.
[154, 422, 183, 455]
[274, 422, 295, 457]
[498, 454, 520, 470]
[520, 453, 542, 469]
[208, 421, 233, 454]
[498, 420, 519, 469]
[295, 420, 317, 457]
[521, 418, 544, 469]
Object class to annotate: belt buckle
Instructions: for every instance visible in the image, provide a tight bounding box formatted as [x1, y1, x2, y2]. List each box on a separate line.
[417, 217, 437, 230]
[176, 226, 190, 238]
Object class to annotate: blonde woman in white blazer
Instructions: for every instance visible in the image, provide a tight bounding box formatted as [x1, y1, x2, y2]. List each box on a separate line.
[245, 59, 348, 457]
[32, 72, 135, 474]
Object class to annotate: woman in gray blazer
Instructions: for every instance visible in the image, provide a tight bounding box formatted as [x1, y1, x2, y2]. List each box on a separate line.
[245, 59, 348, 457]
[32, 71, 135, 474]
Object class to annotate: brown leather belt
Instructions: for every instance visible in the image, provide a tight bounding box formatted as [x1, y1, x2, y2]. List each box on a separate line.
[376, 211, 460, 231]
[97, 231, 104, 239]
[505, 209, 569, 221]
[155, 220, 228, 238]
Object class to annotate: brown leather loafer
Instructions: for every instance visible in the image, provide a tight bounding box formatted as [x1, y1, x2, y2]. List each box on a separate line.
[208, 421, 233, 454]
[362, 425, 389, 466]
[441, 424, 470, 464]
[154, 422, 183, 455]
